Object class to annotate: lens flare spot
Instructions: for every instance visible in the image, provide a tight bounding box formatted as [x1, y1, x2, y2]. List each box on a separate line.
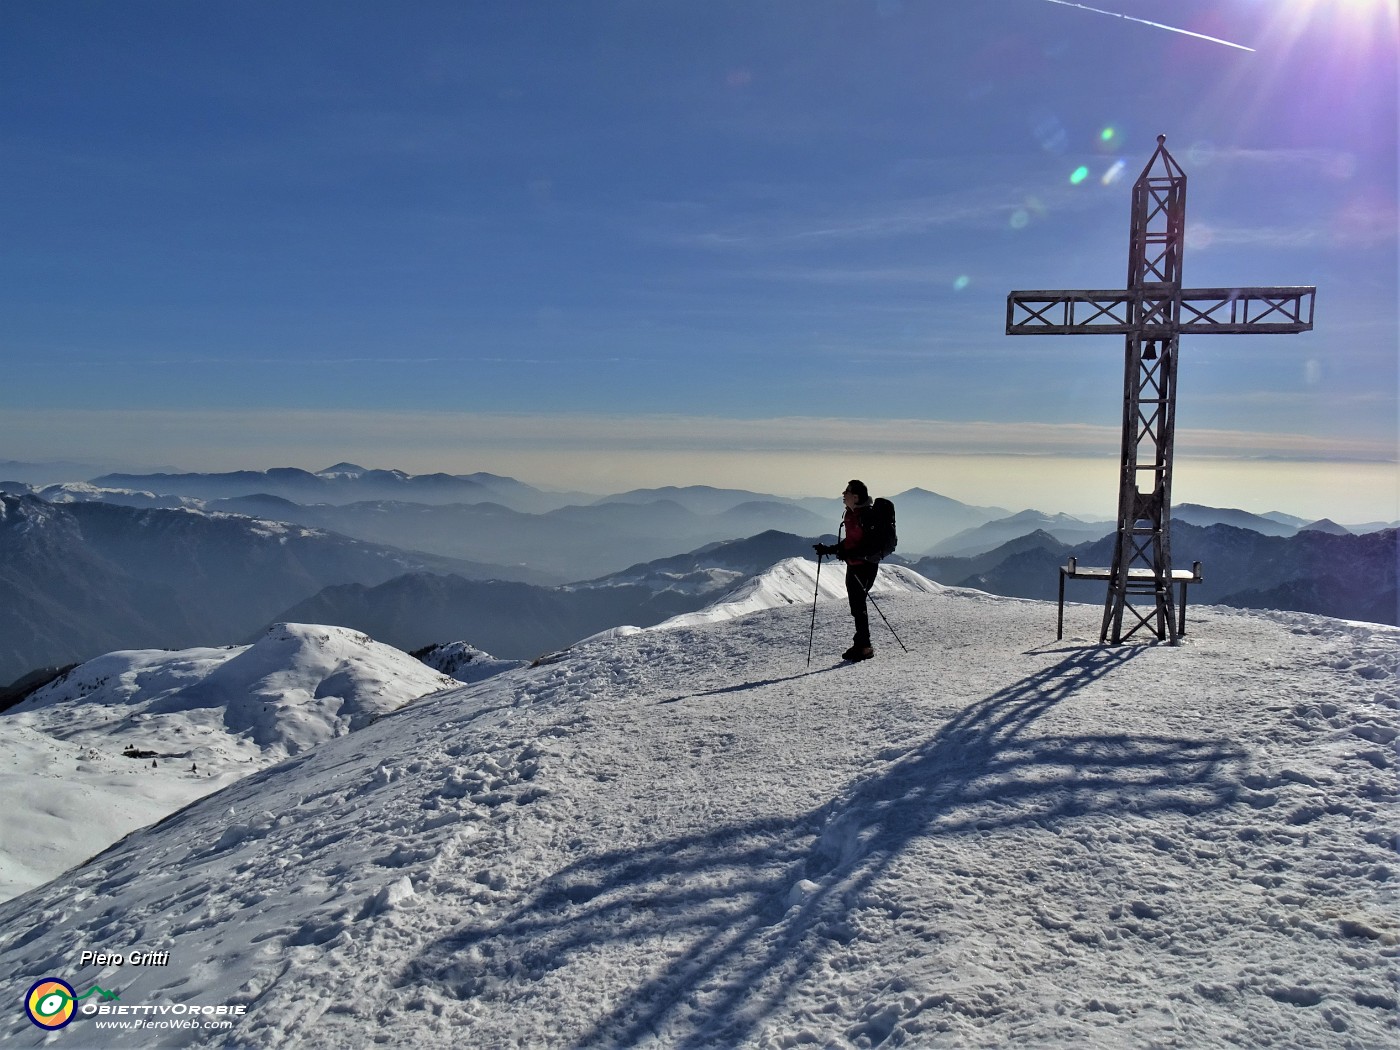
[1101, 127, 1116, 143]
[953, 275, 970, 291]
[1009, 209, 1030, 230]
[1101, 159, 1126, 185]
[1069, 166, 1090, 185]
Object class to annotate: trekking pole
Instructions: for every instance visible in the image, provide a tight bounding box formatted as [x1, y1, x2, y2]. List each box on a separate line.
[806, 554, 823, 667]
[855, 569, 909, 653]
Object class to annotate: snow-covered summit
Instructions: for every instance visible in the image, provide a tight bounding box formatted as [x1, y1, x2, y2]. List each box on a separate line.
[0, 624, 458, 901]
[13, 621, 460, 763]
[414, 640, 529, 684]
[2, 591, 1393, 1047]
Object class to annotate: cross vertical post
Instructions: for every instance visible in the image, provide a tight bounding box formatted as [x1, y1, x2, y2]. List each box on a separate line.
[1006, 135, 1316, 644]
[1108, 137, 1185, 643]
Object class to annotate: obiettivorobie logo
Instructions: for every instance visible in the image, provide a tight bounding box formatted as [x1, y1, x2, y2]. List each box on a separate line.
[22, 974, 248, 1033]
[25, 978, 120, 1029]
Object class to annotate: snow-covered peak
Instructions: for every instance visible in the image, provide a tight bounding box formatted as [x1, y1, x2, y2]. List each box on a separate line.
[317, 462, 372, 477]
[413, 641, 528, 683]
[1, 625, 458, 900]
[18, 623, 457, 758]
[203, 623, 458, 752]
[1002, 508, 1093, 525]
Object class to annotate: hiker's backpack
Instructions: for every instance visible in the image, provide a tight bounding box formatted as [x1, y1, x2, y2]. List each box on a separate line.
[868, 497, 897, 559]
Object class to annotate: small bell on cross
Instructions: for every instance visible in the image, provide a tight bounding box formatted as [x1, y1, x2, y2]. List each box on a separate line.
[1143, 340, 1158, 360]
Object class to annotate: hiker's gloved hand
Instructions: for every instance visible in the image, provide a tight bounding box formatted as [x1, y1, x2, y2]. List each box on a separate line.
[813, 543, 841, 558]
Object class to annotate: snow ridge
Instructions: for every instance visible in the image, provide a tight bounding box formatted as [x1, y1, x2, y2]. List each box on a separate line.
[588, 556, 942, 642]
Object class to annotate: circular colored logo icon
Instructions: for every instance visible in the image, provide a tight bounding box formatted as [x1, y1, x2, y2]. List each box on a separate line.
[25, 978, 77, 1030]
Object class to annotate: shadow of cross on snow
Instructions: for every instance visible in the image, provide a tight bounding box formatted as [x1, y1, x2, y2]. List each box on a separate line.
[402, 646, 1245, 1047]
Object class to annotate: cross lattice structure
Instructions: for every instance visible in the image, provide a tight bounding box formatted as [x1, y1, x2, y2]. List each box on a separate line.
[1006, 135, 1316, 644]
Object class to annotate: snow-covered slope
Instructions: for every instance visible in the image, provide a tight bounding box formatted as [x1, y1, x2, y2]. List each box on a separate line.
[0, 561, 917, 903]
[0, 625, 457, 902]
[590, 557, 941, 642]
[1, 591, 1395, 1047]
[657, 556, 941, 629]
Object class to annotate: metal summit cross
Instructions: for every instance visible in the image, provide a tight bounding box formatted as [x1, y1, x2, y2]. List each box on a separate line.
[1006, 135, 1316, 645]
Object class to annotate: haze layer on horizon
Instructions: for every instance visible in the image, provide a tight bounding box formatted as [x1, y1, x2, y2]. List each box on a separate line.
[3, 407, 1394, 524]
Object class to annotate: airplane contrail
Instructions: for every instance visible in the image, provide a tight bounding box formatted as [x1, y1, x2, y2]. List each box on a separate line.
[1037, 0, 1256, 53]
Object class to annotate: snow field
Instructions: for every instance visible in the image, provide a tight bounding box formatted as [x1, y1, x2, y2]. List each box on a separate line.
[0, 572, 1395, 1048]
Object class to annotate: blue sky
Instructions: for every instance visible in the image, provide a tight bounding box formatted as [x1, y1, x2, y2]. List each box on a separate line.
[2, 1, 1396, 519]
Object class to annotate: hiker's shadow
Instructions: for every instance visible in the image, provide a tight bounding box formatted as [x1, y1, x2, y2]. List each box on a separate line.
[657, 663, 846, 704]
[398, 646, 1244, 1047]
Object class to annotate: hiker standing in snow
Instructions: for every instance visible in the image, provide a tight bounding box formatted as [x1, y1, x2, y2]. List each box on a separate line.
[813, 480, 882, 662]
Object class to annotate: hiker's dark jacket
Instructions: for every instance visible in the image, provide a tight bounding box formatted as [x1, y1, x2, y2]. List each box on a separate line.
[839, 501, 884, 564]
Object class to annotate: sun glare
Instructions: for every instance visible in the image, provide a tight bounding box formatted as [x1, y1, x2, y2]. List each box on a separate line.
[1273, 0, 1399, 39]
[1202, 0, 1398, 147]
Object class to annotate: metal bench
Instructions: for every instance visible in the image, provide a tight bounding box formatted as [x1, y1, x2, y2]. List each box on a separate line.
[1057, 557, 1204, 640]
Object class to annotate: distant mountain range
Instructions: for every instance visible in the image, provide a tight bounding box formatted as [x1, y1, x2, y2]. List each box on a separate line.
[931, 503, 1388, 559]
[907, 522, 1397, 629]
[195, 496, 785, 582]
[264, 531, 832, 660]
[0, 494, 486, 685]
[1, 469, 1015, 577]
[269, 573, 697, 661]
[86, 464, 586, 513]
[930, 510, 1114, 556]
[0, 489, 835, 680]
[2, 465, 1395, 686]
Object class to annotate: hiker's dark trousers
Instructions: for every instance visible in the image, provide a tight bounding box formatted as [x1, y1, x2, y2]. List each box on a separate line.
[845, 561, 879, 649]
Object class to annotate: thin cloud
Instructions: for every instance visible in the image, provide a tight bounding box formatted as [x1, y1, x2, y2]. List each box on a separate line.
[1190, 216, 1398, 250]
[668, 186, 1079, 252]
[1207, 146, 1359, 175]
[3, 409, 1391, 465]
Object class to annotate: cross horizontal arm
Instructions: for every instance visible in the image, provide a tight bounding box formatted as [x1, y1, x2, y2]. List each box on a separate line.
[1006, 291, 1134, 334]
[1007, 286, 1315, 335]
[1176, 287, 1316, 333]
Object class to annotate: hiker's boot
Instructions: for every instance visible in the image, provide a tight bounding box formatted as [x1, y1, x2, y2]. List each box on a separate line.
[841, 645, 875, 662]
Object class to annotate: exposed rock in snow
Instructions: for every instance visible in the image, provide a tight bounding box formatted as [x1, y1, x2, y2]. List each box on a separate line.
[413, 641, 528, 684]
